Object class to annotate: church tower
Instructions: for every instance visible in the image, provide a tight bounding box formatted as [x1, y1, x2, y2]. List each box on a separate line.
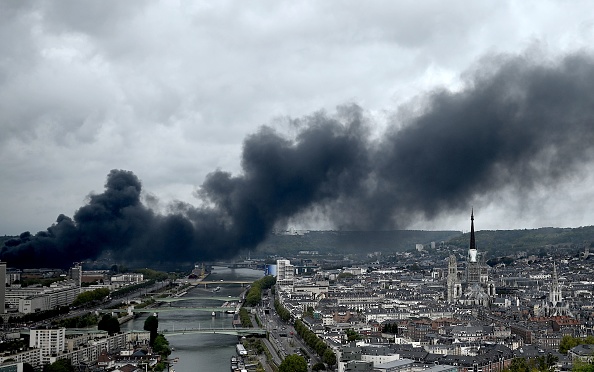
[451, 210, 497, 306]
[549, 263, 562, 304]
[447, 255, 462, 302]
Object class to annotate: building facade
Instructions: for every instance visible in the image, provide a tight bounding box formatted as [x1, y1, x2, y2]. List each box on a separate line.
[29, 328, 66, 365]
[276, 259, 295, 287]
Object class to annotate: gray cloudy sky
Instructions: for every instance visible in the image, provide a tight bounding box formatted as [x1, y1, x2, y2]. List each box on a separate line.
[2, 0, 594, 236]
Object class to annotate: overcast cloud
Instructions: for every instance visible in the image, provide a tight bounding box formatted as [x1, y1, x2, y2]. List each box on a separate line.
[2, 0, 594, 238]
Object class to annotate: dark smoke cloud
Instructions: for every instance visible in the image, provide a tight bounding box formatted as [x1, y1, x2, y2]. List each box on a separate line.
[367, 53, 594, 226]
[3, 52, 594, 268]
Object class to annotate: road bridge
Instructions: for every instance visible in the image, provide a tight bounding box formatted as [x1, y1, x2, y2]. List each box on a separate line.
[195, 280, 252, 285]
[109, 306, 239, 314]
[60, 328, 265, 337]
[158, 296, 240, 303]
[161, 327, 266, 337]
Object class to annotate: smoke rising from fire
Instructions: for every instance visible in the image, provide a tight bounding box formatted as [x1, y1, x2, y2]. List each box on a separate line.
[3, 52, 594, 268]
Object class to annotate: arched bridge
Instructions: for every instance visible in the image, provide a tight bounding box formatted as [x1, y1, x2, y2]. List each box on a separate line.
[158, 296, 241, 303]
[196, 281, 252, 285]
[61, 328, 265, 337]
[109, 306, 238, 314]
[161, 327, 266, 337]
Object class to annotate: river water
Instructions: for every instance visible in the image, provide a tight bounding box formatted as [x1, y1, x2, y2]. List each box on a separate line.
[121, 266, 263, 372]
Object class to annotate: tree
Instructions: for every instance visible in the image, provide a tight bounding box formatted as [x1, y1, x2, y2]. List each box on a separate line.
[153, 334, 171, 357]
[279, 354, 307, 372]
[23, 363, 35, 372]
[315, 339, 327, 355]
[323, 349, 337, 367]
[560, 335, 581, 354]
[540, 354, 558, 372]
[144, 315, 159, 346]
[43, 359, 74, 372]
[560, 335, 594, 354]
[312, 362, 326, 371]
[573, 360, 594, 372]
[508, 357, 529, 372]
[98, 314, 120, 336]
[507, 356, 558, 372]
[346, 328, 362, 342]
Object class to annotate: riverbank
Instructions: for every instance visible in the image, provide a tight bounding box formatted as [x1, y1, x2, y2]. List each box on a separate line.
[118, 314, 135, 324]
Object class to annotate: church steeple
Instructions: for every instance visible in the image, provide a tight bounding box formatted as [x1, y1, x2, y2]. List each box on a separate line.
[470, 208, 476, 251]
[468, 209, 478, 263]
[550, 262, 562, 304]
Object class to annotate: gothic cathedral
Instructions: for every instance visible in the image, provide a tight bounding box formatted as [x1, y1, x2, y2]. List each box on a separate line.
[447, 210, 496, 307]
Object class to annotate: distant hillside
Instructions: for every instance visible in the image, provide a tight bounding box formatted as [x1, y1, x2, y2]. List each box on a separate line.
[256, 230, 462, 256]
[446, 226, 594, 256]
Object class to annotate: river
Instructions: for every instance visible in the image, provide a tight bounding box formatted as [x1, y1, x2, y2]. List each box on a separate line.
[120, 266, 264, 372]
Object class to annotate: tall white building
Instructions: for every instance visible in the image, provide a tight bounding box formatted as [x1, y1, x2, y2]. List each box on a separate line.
[30, 328, 66, 365]
[70, 264, 82, 287]
[276, 259, 294, 287]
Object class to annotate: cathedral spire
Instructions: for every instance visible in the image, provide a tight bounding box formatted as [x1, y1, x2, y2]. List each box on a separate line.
[469, 208, 476, 251]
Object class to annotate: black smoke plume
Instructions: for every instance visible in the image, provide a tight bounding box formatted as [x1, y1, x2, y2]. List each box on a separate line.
[3, 52, 594, 268]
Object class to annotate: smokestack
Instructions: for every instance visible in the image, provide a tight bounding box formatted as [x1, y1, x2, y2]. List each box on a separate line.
[3, 51, 594, 268]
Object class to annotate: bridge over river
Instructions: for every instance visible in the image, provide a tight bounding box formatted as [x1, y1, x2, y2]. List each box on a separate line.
[157, 296, 241, 303]
[121, 306, 239, 314]
[61, 327, 265, 337]
[176, 279, 253, 286]
[161, 327, 266, 337]
[104, 294, 243, 314]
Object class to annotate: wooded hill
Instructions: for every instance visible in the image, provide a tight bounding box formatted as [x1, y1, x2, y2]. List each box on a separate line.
[445, 226, 594, 257]
[258, 225, 594, 258]
[257, 230, 462, 256]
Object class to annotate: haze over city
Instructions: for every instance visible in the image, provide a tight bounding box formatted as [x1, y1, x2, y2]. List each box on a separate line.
[2, 1, 594, 267]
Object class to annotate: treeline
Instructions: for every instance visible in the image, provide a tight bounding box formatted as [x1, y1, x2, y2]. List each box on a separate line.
[294, 319, 336, 367]
[52, 313, 98, 328]
[72, 288, 110, 307]
[132, 268, 170, 281]
[244, 275, 276, 306]
[7, 305, 70, 324]
[274, 299, 291, 322]
[239, 307, 253, 327]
